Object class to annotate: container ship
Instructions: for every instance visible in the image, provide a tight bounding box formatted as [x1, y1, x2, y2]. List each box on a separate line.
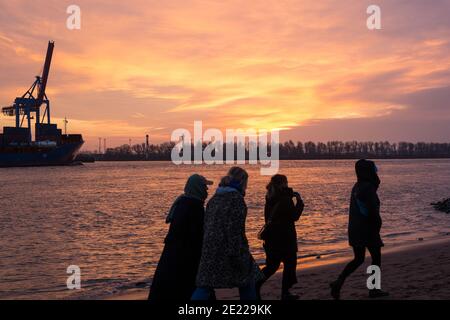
[0, 41, 83, 167]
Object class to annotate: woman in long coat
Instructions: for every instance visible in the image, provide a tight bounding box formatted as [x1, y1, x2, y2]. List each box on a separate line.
[148, 174, 212, 300]
[330, 159, 389, 299]
[191, 167, 262, 300]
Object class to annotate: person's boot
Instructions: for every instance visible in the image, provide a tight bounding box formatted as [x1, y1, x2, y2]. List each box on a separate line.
[330, 276, 344, 300]
[281, 290, 299, 300]
[369, 289, 389, 299]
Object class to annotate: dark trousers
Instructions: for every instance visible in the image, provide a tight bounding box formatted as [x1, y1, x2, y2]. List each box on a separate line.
[340, 246, 381, 280]
[261, 249, 297, 293]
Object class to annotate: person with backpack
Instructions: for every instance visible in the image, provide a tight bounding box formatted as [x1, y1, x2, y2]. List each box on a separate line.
[329, 159, 389, 299]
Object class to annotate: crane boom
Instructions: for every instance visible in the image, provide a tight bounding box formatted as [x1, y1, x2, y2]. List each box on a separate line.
[37, 41, 54, 105]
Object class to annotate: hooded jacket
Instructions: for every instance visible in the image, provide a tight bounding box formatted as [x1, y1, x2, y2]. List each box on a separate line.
[348, 160, 384, 247]
[149, 175, 208, 300]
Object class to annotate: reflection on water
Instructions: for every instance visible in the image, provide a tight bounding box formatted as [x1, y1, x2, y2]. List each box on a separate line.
[1, 159, 449, 299]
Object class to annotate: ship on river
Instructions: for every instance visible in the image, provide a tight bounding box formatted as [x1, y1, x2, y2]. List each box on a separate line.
[0, 41, 83, 167]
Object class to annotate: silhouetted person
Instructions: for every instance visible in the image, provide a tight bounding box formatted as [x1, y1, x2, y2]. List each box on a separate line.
[330, 159, 389, 299]
[148, 174, 213, 300]
[256, 174, 304, 300]
[191, 167, 262, 300]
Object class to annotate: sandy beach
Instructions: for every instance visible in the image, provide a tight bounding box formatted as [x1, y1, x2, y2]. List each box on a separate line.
[107, 237, 450, 300]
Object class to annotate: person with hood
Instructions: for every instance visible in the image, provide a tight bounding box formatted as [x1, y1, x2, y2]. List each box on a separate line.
[256, 174, 304, 300]
[148, 174, 213, 300]
[191, 167, 262, 300]
[330, 159, 389, 299]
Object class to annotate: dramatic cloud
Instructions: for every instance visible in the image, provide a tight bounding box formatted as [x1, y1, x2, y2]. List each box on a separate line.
[0, 0, 449, 149]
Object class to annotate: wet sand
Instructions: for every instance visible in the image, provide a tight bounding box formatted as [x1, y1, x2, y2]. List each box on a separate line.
[107, 237, 450, 300]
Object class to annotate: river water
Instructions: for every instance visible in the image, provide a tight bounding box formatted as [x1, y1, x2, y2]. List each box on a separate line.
[0, 159, 449, 299]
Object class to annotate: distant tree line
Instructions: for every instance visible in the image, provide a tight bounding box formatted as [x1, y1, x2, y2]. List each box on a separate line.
[79, 141, 450, 161]
[276, 141, 450, 159]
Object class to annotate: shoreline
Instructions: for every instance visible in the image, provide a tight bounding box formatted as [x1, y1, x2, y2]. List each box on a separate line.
[106, 236, 450, 300]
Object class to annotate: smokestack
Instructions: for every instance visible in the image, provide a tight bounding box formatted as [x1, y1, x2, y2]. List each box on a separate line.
[98, 137, 102, 154]
[145, 135, 150, 160]
[103, 138, 106, 153]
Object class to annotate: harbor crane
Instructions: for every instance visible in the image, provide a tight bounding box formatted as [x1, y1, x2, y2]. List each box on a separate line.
[2, 41, 54, 142]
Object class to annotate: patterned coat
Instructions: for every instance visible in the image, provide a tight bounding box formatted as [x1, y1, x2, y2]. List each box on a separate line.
[196, 189, 262, 288]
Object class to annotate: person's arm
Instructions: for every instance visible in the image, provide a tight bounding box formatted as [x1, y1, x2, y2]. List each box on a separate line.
[187, 203, 204, 252]
[264, 202, 270, 223]
[357, 184, 379, 219]
[291, 192, 304, 221]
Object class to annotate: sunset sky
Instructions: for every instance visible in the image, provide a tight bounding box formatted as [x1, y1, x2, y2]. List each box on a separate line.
[0, 0, 449, 150]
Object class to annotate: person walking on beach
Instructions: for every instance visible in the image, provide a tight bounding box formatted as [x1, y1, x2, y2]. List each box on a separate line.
[330, 159, 389, 299]
[256, 174, 304, 300]
[191, 167, 262, 300]
[148, 174, 213, 300]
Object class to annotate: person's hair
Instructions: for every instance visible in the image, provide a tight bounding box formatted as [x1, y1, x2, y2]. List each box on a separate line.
[219, 166, 249, 189]
[266, 174, 288, 198]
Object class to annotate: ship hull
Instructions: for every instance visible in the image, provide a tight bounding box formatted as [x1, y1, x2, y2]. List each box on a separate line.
[0, 141, 83, 167]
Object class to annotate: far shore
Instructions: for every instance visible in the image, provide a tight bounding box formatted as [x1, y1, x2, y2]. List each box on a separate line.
[80, 157, 450, 162]
[106, 236, 450, 300]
